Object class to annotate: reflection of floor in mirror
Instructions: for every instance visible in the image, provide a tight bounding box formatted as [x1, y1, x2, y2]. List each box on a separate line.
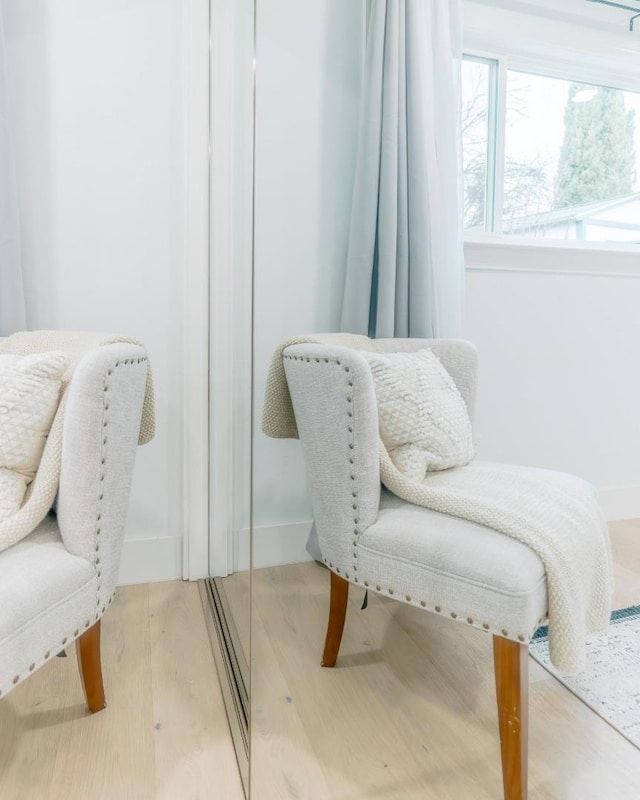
[219, 570, 251, 664]
[5, 522, 638, 800]
[0, 581, 244, 800]
[247, 519, 640, 800]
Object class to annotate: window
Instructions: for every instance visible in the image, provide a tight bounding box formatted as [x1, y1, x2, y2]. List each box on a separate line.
[462, 56, 640, 244]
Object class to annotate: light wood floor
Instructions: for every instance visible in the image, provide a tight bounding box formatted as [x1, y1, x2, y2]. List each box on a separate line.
[0, 581, 244, 800]
[247, 520, 640, 800]
[2, 522, 639, 800]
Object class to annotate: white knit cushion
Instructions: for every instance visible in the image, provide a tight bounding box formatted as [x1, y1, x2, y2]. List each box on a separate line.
[365, 350, 473, 479]
[0, 352, 68, 523]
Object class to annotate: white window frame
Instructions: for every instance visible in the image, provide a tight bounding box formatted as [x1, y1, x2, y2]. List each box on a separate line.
[462, 39, 640, 277]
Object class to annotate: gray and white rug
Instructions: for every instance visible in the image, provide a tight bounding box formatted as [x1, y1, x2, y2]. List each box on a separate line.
[530, 605, 640, 749]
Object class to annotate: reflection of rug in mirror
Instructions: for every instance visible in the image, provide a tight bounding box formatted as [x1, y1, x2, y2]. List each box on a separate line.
[530, 605, 640, 749]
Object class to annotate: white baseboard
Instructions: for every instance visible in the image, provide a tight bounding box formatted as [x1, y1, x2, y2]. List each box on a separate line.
[234, 521, 314, 572]
[598, 486, 640, 522]
[117, 536, 183, 586]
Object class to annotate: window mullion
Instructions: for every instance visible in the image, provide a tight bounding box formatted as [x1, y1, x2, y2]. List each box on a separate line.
[487, 58, 507, 234]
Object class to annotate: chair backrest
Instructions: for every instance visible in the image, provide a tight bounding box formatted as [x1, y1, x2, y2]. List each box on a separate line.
[56, 343, 148, 598]
[283, 338, 477, 573]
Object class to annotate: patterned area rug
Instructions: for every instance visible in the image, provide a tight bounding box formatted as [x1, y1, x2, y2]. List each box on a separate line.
[530, 605, 640, 749]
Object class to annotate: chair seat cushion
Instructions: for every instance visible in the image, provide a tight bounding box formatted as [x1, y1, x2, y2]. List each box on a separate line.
[355, 469, 596, 643]
[0, 513, 97, 696]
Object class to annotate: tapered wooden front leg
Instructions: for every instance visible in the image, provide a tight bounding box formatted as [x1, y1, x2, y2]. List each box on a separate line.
[76, 620, 107, 713]
[493, 636, 528, 800]
[321, 572, 349, 667]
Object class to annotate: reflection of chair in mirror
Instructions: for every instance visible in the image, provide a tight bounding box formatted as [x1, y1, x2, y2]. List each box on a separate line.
[0, 342, 149, 713]
[281, 337, 582, 800]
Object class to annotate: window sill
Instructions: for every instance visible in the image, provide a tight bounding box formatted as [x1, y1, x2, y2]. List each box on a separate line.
[464, 235, 640, 278]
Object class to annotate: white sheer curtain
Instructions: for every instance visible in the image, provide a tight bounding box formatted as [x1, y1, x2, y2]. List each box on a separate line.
[0, 6, 26, 336]
[341, 0, 464, 339]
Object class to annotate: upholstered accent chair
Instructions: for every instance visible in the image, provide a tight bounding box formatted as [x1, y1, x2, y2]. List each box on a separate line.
[282, 338, 582, 800]
[0, 342, 148, 712]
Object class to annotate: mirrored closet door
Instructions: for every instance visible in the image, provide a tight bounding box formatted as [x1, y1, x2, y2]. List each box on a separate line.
[247, 3, 510, 798]
[246, 2, 640, 799]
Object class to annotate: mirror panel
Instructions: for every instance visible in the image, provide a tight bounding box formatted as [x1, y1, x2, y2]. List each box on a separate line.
[250, 1, 368, 795]
[246, 0, 494, 778]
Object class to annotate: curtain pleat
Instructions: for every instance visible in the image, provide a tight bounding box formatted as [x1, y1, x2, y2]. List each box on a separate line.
[341, 0, 464, 340]
[0, 6, 26, 336]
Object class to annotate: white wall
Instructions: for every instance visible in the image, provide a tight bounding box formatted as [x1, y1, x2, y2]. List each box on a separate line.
[465, 263, 640, 503]
[3, 0, 193, 582]
[247, 0, 367, 567]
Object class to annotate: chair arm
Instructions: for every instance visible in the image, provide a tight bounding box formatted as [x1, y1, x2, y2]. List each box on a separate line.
[56, 344, 148, 600]
[283, 344, 381, 576]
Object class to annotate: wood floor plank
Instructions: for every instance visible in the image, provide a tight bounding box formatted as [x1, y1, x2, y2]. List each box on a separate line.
[252, 563, 500, 800]
[387, 590, 640, 799]
[250, 602, 334, 800]
[2, 522, 639, 800]
[45, 584, 156, 800]
[0, 580, 243, 800]
[0, 641, 78, 799]
[249, 524, 640, 800]
[609, 519, 640, 578]
[149, 580, 244, 800]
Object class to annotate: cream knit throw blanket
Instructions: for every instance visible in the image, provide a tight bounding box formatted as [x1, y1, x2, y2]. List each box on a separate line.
[0, 331, 155, 553]
[263, 335, 613, 675]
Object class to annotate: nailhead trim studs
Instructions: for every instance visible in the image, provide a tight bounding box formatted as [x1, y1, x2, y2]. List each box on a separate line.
[283, 352, 533, 644]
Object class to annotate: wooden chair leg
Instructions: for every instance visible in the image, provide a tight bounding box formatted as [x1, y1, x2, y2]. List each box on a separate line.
[76, 620, 107, 713]
[493, 636, 528, 800]
[321, 571, 349, 667]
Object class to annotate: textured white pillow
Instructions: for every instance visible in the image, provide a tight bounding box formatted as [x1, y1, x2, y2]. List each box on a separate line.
[0, 351, 69, 521]
[365, 349, 473, 479]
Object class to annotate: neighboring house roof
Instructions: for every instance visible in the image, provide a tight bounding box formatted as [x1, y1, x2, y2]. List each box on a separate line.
[509, 191, 640, 232]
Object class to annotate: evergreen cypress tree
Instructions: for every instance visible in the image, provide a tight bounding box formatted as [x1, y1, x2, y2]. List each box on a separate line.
[556, 84, 636, 208]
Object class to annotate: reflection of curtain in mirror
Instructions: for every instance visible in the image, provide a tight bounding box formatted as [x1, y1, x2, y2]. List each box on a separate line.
[341, 0, 463, 339]
[0, 6, 26, 336]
